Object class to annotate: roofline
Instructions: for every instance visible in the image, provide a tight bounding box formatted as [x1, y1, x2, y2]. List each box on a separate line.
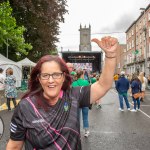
[61, 51, 102, 54]
[125, 21, 136, 33]
[125, 4, 150, 33]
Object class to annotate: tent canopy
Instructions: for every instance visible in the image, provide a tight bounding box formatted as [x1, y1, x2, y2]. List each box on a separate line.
[17, 57, 36, 67]
[0, 54, 22, 87]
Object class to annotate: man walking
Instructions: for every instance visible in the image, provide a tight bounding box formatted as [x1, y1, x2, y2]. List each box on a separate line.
[116, 71, 130, 111]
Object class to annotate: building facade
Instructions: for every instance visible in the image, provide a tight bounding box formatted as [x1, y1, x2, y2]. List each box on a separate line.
[125, 4, 150, 76]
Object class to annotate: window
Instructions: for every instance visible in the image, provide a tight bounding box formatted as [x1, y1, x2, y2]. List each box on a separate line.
[130, 42, 131, 49]
[129, 32, 131, 38]
[136, 36, 138, 46]
[132, 30, 134, 35]
[139, 22, 141, 29]
[118, 63, 120, 68]
[149, 12, 150, 21]
[139, 35, 142, 43]
[132, 40, 134, 48]
[127, 44, 129, 51]
[136, 25, 138, 32]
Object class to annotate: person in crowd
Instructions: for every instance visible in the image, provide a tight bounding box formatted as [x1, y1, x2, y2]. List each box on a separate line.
[0, 68, 5, 107]
[148, 75, 150, 89]
[138, 72, 147, 102]
[4, 68, 17, 111]
[113, 73, 119, 86]
[23, 67, 29, 79]
[90, 72, 97, 84]
[72, 69, 90, 137]
[127, 74, 133, 97]
[83, 69, 89, 82]
[116, 71, 130, 111]
[66, 62, 76, 81]
[66, 62, 74, 73]
[6, 36, 118, 150]
[131, 74, 142, 112]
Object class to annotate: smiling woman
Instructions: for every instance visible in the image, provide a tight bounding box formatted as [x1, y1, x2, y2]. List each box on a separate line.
[6, 36, 118, 150]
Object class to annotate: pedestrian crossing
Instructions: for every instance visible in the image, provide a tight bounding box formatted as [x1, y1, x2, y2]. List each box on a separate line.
[0, 100, 20, 111]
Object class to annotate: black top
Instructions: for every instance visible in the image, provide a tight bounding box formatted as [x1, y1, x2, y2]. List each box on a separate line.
[9, 86, 91, 150]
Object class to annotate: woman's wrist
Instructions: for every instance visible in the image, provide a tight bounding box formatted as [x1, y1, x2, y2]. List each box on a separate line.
[105, 55, 116, 59]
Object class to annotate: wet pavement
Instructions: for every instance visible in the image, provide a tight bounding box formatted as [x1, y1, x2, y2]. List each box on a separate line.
[81, 88, 150, 150]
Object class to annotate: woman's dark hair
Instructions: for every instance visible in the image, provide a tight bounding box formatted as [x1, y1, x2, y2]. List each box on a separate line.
[22, 55, 71, 99]
[131, 73, 141, 83]
[76, 70, 84, 79]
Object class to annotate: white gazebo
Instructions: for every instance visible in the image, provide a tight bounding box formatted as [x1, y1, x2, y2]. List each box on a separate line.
[0, 54, 22, 87]
[17, 57, 36, 67]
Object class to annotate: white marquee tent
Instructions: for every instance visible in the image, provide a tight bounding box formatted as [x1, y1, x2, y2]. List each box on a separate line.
[17, 57, 36, 67]
[0, 54, 22, 87]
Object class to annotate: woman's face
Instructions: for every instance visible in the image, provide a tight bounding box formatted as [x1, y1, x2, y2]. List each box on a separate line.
[38, 61, 65, 101]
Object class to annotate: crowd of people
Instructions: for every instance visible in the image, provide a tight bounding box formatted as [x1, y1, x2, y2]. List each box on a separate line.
[114, 71, 148, 112]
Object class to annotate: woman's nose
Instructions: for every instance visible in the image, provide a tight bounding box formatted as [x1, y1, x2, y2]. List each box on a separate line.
[48, 75, 54, 82]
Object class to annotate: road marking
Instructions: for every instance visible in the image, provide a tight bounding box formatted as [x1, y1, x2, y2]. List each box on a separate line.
[0, 100, 20, 111]
[129, 102, 150, 119]
[110, 89, 150, 119]
[139, 105, 150, 107]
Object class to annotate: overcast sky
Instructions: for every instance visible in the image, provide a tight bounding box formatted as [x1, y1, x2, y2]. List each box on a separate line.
[56, 0, 150, 52]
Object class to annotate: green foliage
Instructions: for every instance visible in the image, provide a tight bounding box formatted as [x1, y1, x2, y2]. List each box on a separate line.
[0, 1, 32, 60]
[10, 0, 68, 62]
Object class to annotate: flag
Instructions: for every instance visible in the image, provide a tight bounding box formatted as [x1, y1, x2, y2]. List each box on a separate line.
[132, 50, 139, 55]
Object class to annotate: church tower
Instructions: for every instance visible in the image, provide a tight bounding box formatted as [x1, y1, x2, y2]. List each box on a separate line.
[79, 24, 91, 51]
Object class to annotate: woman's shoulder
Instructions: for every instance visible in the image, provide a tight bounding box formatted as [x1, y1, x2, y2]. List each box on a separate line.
[18, 96, 35, 108]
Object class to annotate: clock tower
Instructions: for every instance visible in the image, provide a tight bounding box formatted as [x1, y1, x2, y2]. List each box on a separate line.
[79, 24, 91, 51]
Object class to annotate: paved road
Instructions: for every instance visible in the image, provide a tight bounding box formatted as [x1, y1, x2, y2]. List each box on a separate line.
[0, 88, 150, 150]
[81, 88, 150, 150]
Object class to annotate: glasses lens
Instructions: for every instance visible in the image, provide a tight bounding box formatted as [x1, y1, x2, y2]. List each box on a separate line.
[39, 73, 63, 80]
[53, 73, 62, 79]
[40, 73, 49, 80]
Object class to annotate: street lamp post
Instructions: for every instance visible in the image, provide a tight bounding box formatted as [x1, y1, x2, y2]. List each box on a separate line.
[6, 38, 8, 58]
[140, 8, 148, 76]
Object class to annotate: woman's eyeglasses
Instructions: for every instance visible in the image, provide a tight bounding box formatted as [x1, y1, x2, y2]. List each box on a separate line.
[38, 72, 63, 80]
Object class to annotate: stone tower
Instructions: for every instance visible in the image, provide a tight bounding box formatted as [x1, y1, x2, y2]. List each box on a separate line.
[79, 24, 91, 51]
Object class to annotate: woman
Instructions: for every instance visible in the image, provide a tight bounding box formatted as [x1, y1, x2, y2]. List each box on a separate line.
[138, 72, 147, 102]
[6, 36, 118, 150]
[131, 74, 142, 112]
[72, 70, 90, 137]
[5, 68, 17, 111]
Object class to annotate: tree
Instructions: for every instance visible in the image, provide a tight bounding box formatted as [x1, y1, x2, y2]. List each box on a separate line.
[10, 0, 68, 62]
[0, 1, 32, 61]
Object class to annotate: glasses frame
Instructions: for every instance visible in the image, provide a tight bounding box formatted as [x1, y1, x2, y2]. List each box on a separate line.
[38, 72, 64, 80]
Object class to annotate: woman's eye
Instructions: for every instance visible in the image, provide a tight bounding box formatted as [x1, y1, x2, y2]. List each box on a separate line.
[42, 74, 49, 77]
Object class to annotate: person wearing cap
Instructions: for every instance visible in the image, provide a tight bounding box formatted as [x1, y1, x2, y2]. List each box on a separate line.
[0, 68, 5, 107]
[116, 71, 130, 111]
